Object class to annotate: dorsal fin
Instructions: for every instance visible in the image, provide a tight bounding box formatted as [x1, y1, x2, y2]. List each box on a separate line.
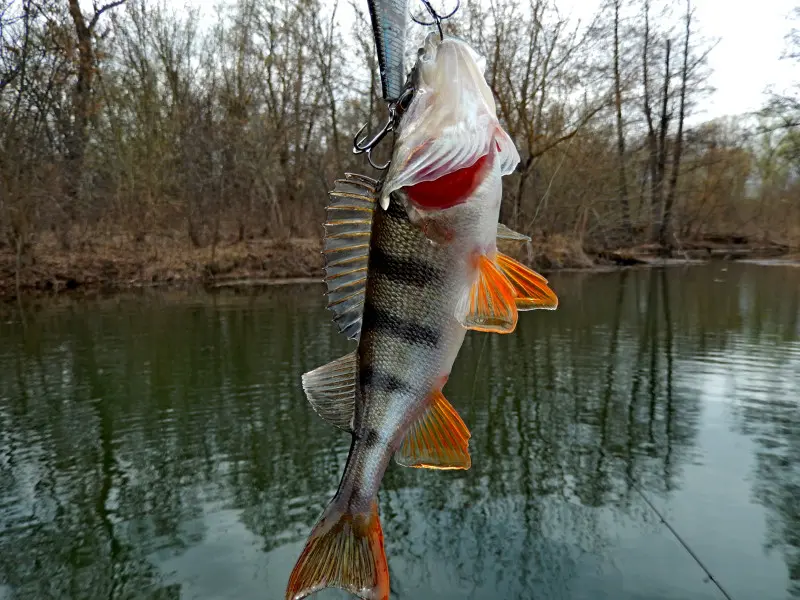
[323, 174, 378, 340]
[301, 352, 356, 432]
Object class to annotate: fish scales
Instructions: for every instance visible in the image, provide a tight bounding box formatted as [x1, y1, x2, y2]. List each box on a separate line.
[339, 195, 468, 513]
[286, 34, 559, 600]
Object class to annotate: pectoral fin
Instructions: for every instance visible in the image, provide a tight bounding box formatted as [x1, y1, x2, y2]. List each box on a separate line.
[496, 223, 531, 244]
[301, 353, 356, 431]
[394, 389, 471, 470]
[496, 252, 559, 310]
[455, 255, 518, 333]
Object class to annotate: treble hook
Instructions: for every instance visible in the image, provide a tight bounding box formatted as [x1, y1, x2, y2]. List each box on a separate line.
[352, 119, 395, 170]
[352, 86, 415, 170]
[411, 0, 460, 41]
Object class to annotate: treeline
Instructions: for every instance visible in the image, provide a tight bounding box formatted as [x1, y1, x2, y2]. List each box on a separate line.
[1, 0, 798, 266]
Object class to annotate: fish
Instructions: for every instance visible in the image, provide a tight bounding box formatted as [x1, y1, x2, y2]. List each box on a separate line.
[285, 34, 558, 600]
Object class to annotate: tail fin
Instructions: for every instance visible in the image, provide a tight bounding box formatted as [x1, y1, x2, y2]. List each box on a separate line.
[285, 498, 389, 600]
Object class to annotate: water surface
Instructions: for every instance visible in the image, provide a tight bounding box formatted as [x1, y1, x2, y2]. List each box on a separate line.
[0, 263, 798, 599]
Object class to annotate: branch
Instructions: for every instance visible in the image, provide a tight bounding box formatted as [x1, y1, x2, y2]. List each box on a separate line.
[0, 65, 21, 92]
[529, 101, 607, 160]
[89, 0, 126, 31]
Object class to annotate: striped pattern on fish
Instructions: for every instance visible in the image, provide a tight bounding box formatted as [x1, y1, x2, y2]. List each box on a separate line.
[286, 34, 560, 600]
[286, 176, 471, 600]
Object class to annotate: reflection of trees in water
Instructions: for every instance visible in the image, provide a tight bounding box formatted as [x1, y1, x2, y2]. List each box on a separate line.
[743, 396, 800, 598]
[714, 269, 800, 598]
[0, 288, 351, 598]
[0, 265, 796, 597]
[457, 268, 699, 503]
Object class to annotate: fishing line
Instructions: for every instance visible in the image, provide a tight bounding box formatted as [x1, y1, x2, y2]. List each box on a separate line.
[411, 0, 460, 40]
[470, 334, 489, 407]
[601, 447, 736, 600]
[630, 481, 735, 600]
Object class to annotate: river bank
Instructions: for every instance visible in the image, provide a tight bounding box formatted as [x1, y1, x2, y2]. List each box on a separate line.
[1, 230, 795, 302]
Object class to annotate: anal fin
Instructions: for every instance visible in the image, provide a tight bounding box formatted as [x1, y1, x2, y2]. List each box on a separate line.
[301, 353, 356, 431]
[395, 390, 471, 470]
[456, 255, 518, 333]
[496, 252, 559, 310]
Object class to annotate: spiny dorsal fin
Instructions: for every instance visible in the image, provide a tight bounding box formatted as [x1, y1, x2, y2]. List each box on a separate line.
[455, 254, 518, 334]
[301, 352, 356, 431]
[324, 174, 378, 340]
[496, 252, 559, 311]
[394, 389, 471, 470]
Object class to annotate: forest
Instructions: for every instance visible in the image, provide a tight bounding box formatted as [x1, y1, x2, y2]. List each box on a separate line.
[1, 0, 799, 295]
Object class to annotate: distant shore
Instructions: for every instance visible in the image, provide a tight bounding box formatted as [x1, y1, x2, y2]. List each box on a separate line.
[1, 231, 796, 302]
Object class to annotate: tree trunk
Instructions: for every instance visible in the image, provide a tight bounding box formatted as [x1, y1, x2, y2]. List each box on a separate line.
[65, 0, 126, 215]
[66, 0, 94, 206]
[641, 0, 659, 230]
[652, 38, 671, 242]
[613, 0, 632, 240]
[660, 1, 691, 248]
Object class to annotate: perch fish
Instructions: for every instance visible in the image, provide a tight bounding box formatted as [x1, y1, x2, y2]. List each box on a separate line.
[286, 33, 558, 600]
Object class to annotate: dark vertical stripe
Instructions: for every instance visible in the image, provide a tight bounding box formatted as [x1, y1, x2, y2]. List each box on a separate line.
[361, 302, 441, 347]
[370, 247, 444, 288]
[363, 427, 382, 448]
[359, 365, 413, 395]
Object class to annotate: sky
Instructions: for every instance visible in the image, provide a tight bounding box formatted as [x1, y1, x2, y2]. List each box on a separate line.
[692, 0, 797, 119]
[158, 0, 798, 122]
[530, 0, 798, 120]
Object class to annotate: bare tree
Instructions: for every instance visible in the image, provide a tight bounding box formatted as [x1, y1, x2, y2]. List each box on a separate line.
[0, 0, 793, 296]
[660, 0, 691, 247]
[65, 0, 127, 195]
[612, 0, 632, 239]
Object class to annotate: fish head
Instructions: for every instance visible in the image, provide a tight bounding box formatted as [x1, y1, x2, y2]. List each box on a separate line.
[381, 34, 520, 248]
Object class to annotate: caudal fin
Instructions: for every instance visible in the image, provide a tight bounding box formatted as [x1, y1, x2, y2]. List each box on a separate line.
[285, 498, 389, 600]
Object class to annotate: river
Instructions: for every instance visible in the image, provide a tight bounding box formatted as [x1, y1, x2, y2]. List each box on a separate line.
[0, 262, 798, 599]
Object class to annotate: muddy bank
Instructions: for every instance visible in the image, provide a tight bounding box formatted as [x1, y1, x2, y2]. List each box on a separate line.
[1, 232, 796, 302]
[0, 234, 324, 301]
[594, 237, 794, 265]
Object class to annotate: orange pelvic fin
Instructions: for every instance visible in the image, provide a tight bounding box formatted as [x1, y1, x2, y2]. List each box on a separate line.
[285, 499, 389, 600]
[456, 254, 518, 333]
[395, 389, 471, 470]
[495, 252, 559, 311]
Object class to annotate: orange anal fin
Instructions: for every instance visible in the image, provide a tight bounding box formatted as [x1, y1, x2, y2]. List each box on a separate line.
[286, 500, 389, 600]
[496, 252, 559, 310]
[456, 254, 518, 333]
[395, 389, 471, 470]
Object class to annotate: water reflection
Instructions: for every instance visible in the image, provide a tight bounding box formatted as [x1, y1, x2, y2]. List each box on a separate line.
[0, 264, 798, 599]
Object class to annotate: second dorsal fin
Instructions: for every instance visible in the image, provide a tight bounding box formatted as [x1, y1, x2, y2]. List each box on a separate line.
[323, 174, 378, 340]
[301, 352, 357, 432]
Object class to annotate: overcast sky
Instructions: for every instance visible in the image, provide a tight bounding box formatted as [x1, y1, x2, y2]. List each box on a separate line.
[161, 0, 797, 121]
[558, 0, 798, 120]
